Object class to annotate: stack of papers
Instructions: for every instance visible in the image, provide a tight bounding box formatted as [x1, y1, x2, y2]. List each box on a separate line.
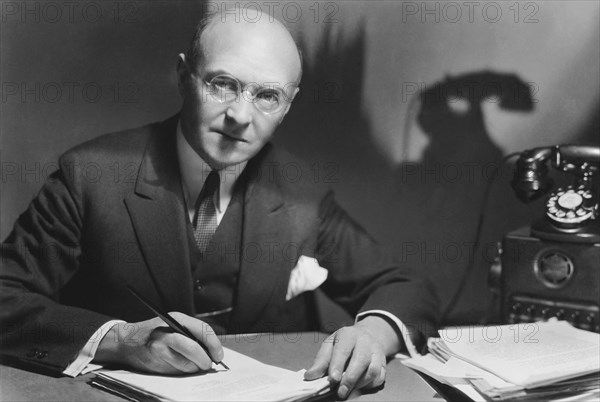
[402, 320, 600, 401]
[91, 347, 331, 402]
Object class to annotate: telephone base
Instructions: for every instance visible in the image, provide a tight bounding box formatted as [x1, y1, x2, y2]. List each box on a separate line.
[531, 219, 600, 244]
[494, 227, 600, 333]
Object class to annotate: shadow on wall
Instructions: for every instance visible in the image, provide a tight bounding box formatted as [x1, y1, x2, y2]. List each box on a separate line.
[575, 100, 600, 145]
[417, 71, 535, 165]
[276, 21, 388, 185]
[401, 71, 537, 325]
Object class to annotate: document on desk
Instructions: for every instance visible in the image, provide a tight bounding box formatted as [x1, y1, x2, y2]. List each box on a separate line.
[92, 347, 331, 402]
[402, 321, 600, 401]
[436, 320, 600, 388]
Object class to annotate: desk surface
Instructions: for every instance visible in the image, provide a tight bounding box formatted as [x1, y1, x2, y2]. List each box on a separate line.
[0, 332, 442, 401]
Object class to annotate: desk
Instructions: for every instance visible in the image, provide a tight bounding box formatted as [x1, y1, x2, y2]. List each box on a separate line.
[0, 332, 442, 401]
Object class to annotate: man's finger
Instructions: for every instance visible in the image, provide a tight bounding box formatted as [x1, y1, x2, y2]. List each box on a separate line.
[327, 329, 356, 383]
[172, 313, 224, 363]
[304, 334, 334, 380]
[355, 356, 386, 390]
[375, 366, 386, 388]
[145, 332, 199, 374]
[337, 347, 370, 398]
[166, 332, 213, 371]
[162, 348, 202, 373]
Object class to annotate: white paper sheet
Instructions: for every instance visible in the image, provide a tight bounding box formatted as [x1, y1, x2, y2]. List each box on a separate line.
[438, 321, 600, 387]
[96, 347, 330, 401]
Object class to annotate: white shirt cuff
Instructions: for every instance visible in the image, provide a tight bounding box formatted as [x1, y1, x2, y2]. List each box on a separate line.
[62, 319, 125, 377]
[355, 310, 420, 358]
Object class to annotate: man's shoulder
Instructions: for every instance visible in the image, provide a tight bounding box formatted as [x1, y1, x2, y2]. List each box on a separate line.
[59, 116, 175, 166]
[257, 144, 331, 200]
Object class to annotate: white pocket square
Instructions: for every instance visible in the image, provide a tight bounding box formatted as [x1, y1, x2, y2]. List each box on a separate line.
[286, 255, 328, 301]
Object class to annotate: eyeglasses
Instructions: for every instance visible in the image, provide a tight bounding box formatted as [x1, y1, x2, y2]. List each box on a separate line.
[200, 74, 296, 115]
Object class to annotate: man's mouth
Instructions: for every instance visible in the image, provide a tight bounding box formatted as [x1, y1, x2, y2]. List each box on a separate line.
[214, 130, 247, 143]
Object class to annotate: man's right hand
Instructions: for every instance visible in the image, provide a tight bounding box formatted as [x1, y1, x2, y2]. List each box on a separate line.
[94, 313, 223, 374]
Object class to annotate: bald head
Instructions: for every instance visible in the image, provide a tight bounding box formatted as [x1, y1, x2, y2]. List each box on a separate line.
[186, 10, 303, 84]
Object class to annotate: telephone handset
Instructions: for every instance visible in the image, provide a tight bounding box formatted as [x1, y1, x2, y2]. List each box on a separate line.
[511, 145, 600, 243]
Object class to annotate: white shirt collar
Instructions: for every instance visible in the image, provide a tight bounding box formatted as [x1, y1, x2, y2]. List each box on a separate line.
[176, 121, 247, 221]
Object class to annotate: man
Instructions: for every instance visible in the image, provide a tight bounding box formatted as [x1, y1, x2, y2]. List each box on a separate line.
[0, 10, 439, 399]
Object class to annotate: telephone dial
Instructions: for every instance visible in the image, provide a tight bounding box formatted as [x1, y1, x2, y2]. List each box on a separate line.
[490, 145, 600, 332]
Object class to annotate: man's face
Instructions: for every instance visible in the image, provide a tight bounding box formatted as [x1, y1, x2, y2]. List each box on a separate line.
[177, 20, 301, 169]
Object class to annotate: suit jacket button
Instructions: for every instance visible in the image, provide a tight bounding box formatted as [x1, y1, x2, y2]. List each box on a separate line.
[194, 280, 202, 291]
[26, 348, 37, 358]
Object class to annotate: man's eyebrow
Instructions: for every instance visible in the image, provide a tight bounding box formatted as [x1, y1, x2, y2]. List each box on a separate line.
[204, 70, 289, 90]
[202, 69, 234, 80]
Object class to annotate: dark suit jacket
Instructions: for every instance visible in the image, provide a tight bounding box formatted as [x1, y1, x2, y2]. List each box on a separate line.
[0, 115, 440, 372]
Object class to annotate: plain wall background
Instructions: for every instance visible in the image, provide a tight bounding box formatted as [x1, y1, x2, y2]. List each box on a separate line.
[2, 1, 599, 325]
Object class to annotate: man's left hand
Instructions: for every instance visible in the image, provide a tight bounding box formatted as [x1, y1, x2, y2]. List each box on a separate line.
[304, 316, 400, 399]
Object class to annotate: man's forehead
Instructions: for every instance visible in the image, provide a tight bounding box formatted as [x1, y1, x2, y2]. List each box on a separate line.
[198, 17, 301, 85]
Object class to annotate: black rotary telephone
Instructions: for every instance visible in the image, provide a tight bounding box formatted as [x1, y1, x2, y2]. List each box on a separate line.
[490, 145, 600, 332]
[511, 145, 600, 242]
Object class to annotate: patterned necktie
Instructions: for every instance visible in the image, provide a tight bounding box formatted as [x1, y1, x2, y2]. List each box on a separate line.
[193, 170, 220, 253]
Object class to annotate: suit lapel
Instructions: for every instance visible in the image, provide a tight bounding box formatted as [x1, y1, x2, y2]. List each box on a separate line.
[124, 116, 194, 314]
[230, 146, 292, 329]
[123, 125, 293, 325]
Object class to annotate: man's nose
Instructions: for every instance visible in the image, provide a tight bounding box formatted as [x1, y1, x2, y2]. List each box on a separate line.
[225, 97, 254, 126]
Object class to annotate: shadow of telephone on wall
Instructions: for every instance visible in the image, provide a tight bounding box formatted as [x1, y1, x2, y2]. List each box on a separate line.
[417, 71, 536, 165]
[397, 71, 537, 324]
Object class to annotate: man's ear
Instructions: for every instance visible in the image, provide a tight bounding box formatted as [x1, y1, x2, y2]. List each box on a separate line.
[176, 53, 189, 97]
